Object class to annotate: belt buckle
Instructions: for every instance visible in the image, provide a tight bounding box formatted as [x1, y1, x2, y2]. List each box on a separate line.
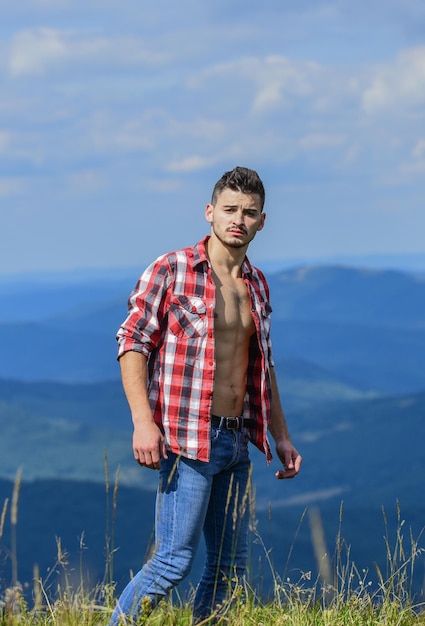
[225, 416, 240, 430]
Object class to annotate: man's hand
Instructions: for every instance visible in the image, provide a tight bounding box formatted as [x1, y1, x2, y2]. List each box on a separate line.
[119, 352, 168, 471]
[274, 439, 302, 480]
[133, 421, 168, 470]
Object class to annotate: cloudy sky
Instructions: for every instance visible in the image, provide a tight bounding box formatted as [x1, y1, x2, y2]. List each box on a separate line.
[1, 0, 425, 276]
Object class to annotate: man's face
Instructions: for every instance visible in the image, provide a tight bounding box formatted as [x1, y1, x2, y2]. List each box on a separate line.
[205, 188, 265, 249]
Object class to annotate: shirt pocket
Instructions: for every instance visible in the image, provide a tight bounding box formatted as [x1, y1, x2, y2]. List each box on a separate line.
[168, 295, 207, 338]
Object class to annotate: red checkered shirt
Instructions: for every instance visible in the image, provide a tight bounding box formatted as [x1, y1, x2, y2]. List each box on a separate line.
[117, 236, 274, 463]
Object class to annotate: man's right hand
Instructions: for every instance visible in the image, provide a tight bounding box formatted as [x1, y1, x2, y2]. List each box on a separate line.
[119, 351, 168, 470]
[133, 421, 168, 470]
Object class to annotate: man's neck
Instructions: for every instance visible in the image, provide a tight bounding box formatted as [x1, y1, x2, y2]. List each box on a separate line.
[206, 235, 247, 278]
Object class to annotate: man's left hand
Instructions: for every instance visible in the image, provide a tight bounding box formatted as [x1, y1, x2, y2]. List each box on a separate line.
[275, 439, 302, 480]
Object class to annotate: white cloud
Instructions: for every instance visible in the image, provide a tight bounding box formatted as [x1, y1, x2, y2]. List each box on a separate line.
[412, 138, 425, 159]
[362, 46, 425, 114]
[84, 111, 155, 154]
[0, 131, 13, 153]
[166, 155, 219, 173]
[7, 28, 171, 77]
[66, 169, 108, 193]
[252, 56, 325, 113]
[0, 178, 27, 197]
[0, 1, 424, 274]
[299, 133, 346, 151]
[8, 28, 68, 76]
[20, 0, 71, 8]
[402, 160, 425, 176]
[145, 178, 183, 194]
[188, 56, 327, 115]
[3, 36, 423, 184]
[187, 47, 425, 133]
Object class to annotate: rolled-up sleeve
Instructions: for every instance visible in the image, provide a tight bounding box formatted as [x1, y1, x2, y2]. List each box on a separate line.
[116, 256, 172, 359]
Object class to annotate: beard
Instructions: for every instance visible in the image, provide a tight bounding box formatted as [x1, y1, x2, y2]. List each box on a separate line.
[212, 225, 254, 249]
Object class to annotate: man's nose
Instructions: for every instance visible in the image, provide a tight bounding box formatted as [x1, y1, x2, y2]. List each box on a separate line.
[233, 210, 245, 224]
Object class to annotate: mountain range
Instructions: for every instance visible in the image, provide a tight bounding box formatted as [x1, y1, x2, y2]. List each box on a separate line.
[1, 265, 424, 393]
[0, 263, 424, 599]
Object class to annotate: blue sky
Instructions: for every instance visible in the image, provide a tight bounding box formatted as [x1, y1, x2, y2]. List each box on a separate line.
[1, 0, 425, 275]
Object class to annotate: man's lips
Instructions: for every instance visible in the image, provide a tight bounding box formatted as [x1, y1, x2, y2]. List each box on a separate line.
[228, 228, 246, 236]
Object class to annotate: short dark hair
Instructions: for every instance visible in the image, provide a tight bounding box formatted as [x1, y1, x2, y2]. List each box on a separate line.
[211, 166, 265, 209]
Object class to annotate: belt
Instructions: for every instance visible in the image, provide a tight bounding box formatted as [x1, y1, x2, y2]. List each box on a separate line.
[211, 415, 256, 430]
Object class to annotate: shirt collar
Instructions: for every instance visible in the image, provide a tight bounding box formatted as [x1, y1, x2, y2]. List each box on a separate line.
[192, 235, 253, 277]
[192, 236, 209, 267]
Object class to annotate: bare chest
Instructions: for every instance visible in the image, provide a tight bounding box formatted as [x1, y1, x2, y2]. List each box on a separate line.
[213, 276, 255, 334]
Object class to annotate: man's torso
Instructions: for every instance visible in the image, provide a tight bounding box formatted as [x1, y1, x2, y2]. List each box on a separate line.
[210, 270, 255, 417]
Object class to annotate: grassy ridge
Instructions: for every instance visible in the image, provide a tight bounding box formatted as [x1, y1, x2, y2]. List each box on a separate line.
[0, 384, 424, 607]
[1, 472, 424, 625]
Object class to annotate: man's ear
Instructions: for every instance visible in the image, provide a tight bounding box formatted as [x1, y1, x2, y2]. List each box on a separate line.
[258, 212, 266, 231]
[205, 203, 214, 223]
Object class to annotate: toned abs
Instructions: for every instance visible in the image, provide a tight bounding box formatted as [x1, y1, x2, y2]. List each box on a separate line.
[211, 270, 255, 417]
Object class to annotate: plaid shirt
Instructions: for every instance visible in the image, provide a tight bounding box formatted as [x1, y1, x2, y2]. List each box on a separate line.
[117, 236, 274, 463]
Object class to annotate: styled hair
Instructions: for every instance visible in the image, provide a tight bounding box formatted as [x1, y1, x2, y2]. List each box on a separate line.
[211, 166, 265, 210]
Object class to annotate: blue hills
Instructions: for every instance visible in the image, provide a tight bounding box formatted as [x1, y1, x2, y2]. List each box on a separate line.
[1, 264, 424, 392]
[0, 263, 424, 598]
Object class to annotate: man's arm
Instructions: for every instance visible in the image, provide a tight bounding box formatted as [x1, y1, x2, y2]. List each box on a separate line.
[268, 366, 302, 479]
[119, 351, 168, 470]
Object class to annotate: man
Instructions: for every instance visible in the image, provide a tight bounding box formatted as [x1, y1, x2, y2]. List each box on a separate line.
[109, 166, 302, 625]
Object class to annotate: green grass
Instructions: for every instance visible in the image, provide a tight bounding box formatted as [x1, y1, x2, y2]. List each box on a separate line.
[1, 572, 424, 625]
[1, 468, 424, 625]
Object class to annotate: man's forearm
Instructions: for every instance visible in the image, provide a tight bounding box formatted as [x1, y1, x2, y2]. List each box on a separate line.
[119, 351, 154, 426]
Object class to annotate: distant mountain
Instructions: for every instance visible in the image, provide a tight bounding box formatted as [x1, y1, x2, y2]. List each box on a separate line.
[1, 263, 424, 604]
[0, 322, 118, 382]
[0, 278, 132, 324]
[0, 378, 423, 513]
[272, 318, 425, 393]
[267, 265, 425, 329]
[0, 381, 157, 491]
[252, 389, 425, 513]
[2, 264, 424, 329]
[259, 252, 425, 274]
[1, 265, 425, 394]
[0, 477, 157, 597]
[0, 379, 126, 427]
[0, 373, 367, 486]
[0, 476, 423, 603]
[275, 357, 378, 409]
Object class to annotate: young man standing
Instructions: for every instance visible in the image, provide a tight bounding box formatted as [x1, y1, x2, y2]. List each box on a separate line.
[109, 166, 302, 624]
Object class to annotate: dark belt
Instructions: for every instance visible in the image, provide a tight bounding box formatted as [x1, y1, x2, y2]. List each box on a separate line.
[211, 415, 256, 430]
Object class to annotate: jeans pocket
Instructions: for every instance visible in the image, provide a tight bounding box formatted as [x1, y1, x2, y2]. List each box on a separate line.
[211, 423, 221, 442]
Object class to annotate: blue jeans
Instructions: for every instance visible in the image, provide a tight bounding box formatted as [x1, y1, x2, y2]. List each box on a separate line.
[108, 423, 251, 624]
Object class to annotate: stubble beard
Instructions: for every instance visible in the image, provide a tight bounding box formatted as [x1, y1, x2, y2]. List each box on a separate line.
[212, 226, 253, 250]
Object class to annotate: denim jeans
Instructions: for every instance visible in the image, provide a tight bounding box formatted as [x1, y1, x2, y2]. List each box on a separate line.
[108, 423, 251, 625]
